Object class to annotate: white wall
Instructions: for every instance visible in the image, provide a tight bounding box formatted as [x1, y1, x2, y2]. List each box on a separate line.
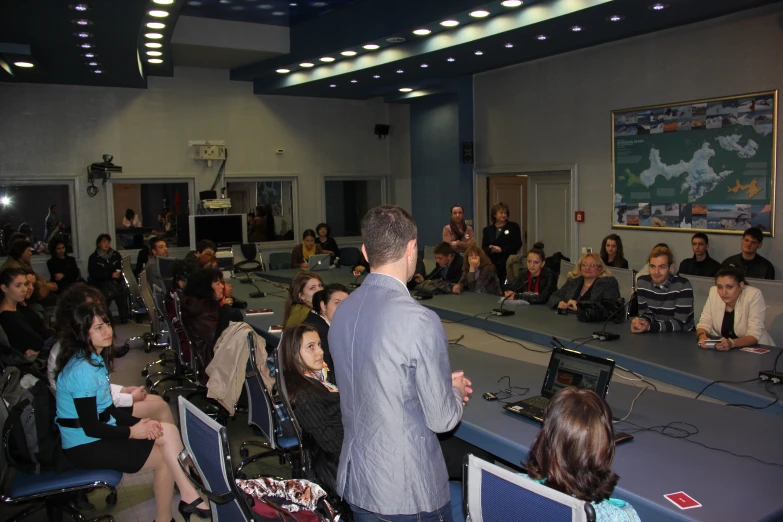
[0, 66, 410, 264]
[474, 5, 783, 275]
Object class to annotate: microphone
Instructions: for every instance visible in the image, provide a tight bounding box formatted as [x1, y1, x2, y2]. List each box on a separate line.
[413, 266, 441, 301]
[492, 280, 527, 316]
[349, 270, 367, 289]
[236, 268, 266, 299]
[592, 288, 636, 341]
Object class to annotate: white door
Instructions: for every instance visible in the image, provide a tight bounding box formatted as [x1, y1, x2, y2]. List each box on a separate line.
[527, 173, 571, 258]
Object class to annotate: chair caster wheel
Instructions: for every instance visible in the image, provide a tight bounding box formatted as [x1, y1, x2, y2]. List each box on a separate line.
[144, 344, 152, 353]
[236, 472, 246, 480]
[141, 369, 148, 377]
[240, 448, 249, 458]
[106, 491, 117, 506]
[145, 379, 153, 388]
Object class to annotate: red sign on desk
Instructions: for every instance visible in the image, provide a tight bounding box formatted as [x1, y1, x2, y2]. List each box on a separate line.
[575, 211, 585, 223]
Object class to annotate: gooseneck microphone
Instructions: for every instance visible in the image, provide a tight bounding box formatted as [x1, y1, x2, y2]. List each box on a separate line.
[413, 266, 442, 301]
[349, 270, 367, 289]
[592, 287, 637, 341]
[492, 280, 527, 316]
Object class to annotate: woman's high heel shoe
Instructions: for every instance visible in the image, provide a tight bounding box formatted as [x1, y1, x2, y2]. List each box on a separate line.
[178, 499, 210, 521]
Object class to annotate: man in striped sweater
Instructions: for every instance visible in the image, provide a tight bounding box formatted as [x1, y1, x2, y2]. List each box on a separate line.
[631, 245, 694, 333]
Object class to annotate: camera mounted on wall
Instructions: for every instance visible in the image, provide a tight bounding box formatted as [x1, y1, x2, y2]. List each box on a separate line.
[86, 154, 122, 197]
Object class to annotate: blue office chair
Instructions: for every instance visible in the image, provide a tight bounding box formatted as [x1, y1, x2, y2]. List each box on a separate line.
[268, 252, 291, 270]
[0, 394, 122, 522]
[177, 396, 257, 522]
[235, 332, 303, 479]
[338, 246, 360, 268]
[463, 454, 596, 522]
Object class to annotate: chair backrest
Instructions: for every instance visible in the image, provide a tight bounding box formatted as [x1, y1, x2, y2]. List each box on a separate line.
[745, 278, 783, 342]
[558, 260, 576, 289]
[244, 332, 283, 450]
[120, 255, 141, 302]
[687, 274, 714, 326]
[464, 455, 595, 522]
[506, 254, 525, 284]
[423, 245, 436, 274]
[268, 252, 291, 270]
[175, 292, 203, 383]
[139, 271, 161, 334]
[610, 266, 635, 305]
[178, 396, 254, 522]
[273, 333, 306, 447]
[339, 246, 360, 268]
[153, 285, 184, 365]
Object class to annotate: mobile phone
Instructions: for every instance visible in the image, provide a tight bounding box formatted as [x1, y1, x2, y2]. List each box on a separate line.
[353, 270, 361, 276]
[702, 339, 720, 348]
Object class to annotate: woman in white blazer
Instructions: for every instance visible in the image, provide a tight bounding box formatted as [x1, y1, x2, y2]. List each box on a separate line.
[696, 267, 775, 350]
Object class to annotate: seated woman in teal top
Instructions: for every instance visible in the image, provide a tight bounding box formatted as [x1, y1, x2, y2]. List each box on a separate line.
[55, 302, 209, 522]
[523, 387, 640, 522]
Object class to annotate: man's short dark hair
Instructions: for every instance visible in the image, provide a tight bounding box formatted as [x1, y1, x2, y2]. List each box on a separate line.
[149, 236, 166, 251]
[7, 240, 31, 260]
[95, 233, 111, 247]
[743, 227, 763, 243]
[196, 239, 216, 253]
[361, 205, 417, 268]
[691, 232, 709, 244]
[433, 242, 454, 257]
[49, 205, 56, 211]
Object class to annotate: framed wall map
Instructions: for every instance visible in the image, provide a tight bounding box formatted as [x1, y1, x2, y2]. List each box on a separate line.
[612, 90, 777, 235]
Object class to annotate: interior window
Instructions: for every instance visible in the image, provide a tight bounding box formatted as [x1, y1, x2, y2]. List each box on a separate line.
[324, 178, 385, 237]
[0, 183, 74, 256]
[112, 182, 190, 249]
[226, 180, 296, 241]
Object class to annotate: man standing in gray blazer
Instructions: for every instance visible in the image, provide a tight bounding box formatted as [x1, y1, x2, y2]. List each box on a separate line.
[329, 205, 472, 522]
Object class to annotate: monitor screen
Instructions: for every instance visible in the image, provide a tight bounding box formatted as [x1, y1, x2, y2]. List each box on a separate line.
[541, 349, 614, 399]
[189, 214, 247, 248]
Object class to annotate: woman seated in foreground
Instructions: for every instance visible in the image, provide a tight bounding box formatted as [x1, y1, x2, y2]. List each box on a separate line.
[696, 267, 775, 350]
[547, 252, 620, 311]
[55, 302, 209, 522]
[524, 387, 640, 522]
[284, 270, 324, 327]
[452, 245, 502, 296]
[0, 268, 52, 358]
[504, 243, 557, 305]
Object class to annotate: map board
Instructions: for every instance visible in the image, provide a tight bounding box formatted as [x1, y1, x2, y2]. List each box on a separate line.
[612, 91, 777, 235]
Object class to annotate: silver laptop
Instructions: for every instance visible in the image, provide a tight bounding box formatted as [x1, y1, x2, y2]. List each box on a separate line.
[307, 253, 331, 271]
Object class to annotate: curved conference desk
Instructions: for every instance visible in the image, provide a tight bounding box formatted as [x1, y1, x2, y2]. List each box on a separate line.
[227, 269, 783, 522]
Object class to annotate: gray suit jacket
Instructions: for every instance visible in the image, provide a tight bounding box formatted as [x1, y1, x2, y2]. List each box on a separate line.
[329, 272, 463, 514]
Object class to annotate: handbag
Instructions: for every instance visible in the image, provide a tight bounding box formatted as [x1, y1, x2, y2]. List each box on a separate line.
[237, 478, 336, 522]
[577, 298, 626, 323]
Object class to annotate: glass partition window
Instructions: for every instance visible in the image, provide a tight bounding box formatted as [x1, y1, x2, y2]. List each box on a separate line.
[112, 182, 190, 249]
[0, 183, 74, 256]
[324, 178, 385, 237]
[226, 180, 295, 241]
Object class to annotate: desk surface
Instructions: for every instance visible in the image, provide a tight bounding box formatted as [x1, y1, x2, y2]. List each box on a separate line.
[255, 269, 783, 415]
[231, 276, 783, 522]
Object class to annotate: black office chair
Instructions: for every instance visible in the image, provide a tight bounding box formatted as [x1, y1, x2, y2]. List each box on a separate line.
[338, 246, 360, 268]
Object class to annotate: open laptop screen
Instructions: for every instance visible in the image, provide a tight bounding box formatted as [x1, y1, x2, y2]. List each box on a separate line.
[541, 349, 615, 399]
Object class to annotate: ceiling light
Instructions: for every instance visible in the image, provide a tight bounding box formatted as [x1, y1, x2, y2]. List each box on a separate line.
[146, 51, 162, 56]
[75, 32, 92, 38]
[83, 53, 95, 58]
[13, 62, 34, 68]
[147, 22, 165, 29]
[420, 63, 428, 68]
[505, 42, 514, 48]
[413, 29, 431, 36]
[188, 1, 202, 4]
[148, 59, 163, 64]
[650, 3, 667, 9]
[145, 33, 164, 39]
[447, 57, 455, 62]
[87, 61, 99, 66]
[70, 3, 91, 11]
[470, 10, 490, 17]
[440, 20, 459, 27]
[536, 34, 547, 40]
[363, 44, 380, 50]
[474, 50, 483, 55]
[312, 1, 327, 6]
[341, 50, 357, 56]
[609, 14, 624, 22]
[571, 25, 582, 32]
[153, 0, 175, 4]
[148, 10, 169, 17]
[300, 62, 314, 67]
[396, 69, 403, 73]
[220, 0, 231, 3]
[319, 56, 335, 62]
[276, 68, 290, 73]
[257, 3, 272, 7]
[290, 2, 297, 5]
[231, 6, 245, 10]
[73, 19, 92, 25]
[145, 42, 162, 48]
[373, 75, 380, 78]
[399, 88, 413, 92]
[501, 0, 522, 6]
[0, 197, 9, 205]
[272, 11, 284, 15]
[80, 43, 93, 48]
[350, 79, 357, 83]
[330, 84, 336, 87]
[93, 69, 102, 74]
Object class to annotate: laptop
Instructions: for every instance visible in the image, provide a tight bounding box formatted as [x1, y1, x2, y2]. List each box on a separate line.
[307, 253, 331, 271]
[504, 348, 615, 423]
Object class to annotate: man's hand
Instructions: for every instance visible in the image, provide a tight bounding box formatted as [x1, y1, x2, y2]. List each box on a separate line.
[24, 349, 39, 358]
[489, 245, 502, 254]
[54, 273, 64, 281]
[111, 271, 120, 279]
[47, 282, 58, 291]
[414, 274, 424, 283]
[631, 317, 650, 334]
[300, 263, 308, 269]
[504, 290, 515, 299]
[452, 371, 473, 404]
[452, 284, 462, 294]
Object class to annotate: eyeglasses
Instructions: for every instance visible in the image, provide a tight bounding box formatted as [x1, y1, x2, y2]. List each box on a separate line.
[580, 263, 598, 268]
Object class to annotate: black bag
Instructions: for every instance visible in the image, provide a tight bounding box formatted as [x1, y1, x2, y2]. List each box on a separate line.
[577, 298, 626, 324]
[2, 380, 70, 474]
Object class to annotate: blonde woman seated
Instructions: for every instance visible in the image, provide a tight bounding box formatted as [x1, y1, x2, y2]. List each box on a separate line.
[547, 253, 620, 310]
[452, 246, 502, 296]
[696, 267, 775, 350]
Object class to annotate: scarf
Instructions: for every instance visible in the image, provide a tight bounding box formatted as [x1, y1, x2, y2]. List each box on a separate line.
[449, 220, 466, 241]
[526, 271, 541, 294]
[302, 243, 317, 260]
[306, 363, 338, 393]
[97, 248, 114, 261]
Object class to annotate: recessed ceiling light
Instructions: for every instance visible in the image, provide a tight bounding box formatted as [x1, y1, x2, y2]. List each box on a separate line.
[80, 43, 93, 48]
[505, 42, 514, 48]
[83, 53, 95, 58]
[413, 29, 431, 36]
[147, 22, 165, 29]
[536, 34, 548, 40]
[146, 51, 162, 56]
[75, 32, 92, 38]
[257, 3, 272, 7]
[87, 61, 99, 66]
[319, 56, 335, 62]
[73, 19, 92, 25]
[373, 75, 380, 78]
[188, 1, 202, 4]
[470, 10, 490, 17]
[272, 11, 284, 15]
[231, 5, 245, 10]
[153, 0, 174, 4]
[501, 0, 522, 6]
[93, 69, 102, 74]
[350, 79, 357, 83]
[447, 57, 455, 62]
[312, 1, 327, 6]
[13, 62, 34, 68]
[341, 50, 357, 56]
[363, 44, 380, 50]
[396, 69, 404, 73]
[290, 2, 297, 5]
[650, 3, 667, 9]
[145, 33, 164, 39]
[70, 3, 91, 11]
[145, 42, 162, 48]
[148, 10, 169, 17]
[440, 20, 459, 27]
[420, 63, 428, 68]
[300, 62, 314, 67]
[219, 0, 231, 3]
[329, 84, 336, 87]
[276, 68, 290, 73]
[148, 58, 163, 64]
[474, 50, 483, 55]
[571, 25, 582, 32]
[399, 88, 413, 92]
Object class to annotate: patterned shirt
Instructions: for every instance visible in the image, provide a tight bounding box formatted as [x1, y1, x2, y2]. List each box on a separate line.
[636, 273, 694, 332]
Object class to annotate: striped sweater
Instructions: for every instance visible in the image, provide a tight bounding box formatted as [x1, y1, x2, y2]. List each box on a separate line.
[636, 274, 694, 332]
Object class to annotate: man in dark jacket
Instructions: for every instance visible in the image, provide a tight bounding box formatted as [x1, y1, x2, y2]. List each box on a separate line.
[413, 242, 463, 294]
[87, 233, 129, 322]
[47, 239, 82, 292]
[678, 232, 721, 278]
[722, 227, 775, 280]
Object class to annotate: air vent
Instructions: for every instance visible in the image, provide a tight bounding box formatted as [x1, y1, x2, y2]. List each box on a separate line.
[386, 36, 405, 43]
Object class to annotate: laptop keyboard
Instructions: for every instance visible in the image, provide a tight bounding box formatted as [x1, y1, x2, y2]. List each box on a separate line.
[525, 396, 550, 409]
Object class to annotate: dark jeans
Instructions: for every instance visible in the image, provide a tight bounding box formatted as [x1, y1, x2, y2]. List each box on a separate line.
[349, 502, 453, 522]
[97, 281, 130, 321]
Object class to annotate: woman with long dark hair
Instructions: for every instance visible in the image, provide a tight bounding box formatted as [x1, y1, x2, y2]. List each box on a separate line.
[284, 270, 324, 326]
[47, 239, 81, 292]
[0, 268, 51, 357]
[55, 302, 209, 522]
[452, 245, 501, 296]
[600, 234, 628, 269]
[503, 243, 557, 305]
[291, 229, 324, 269]
[525, 387, 640, 521]
[302, 283, 350, 375]
[442, 204, 476, 254]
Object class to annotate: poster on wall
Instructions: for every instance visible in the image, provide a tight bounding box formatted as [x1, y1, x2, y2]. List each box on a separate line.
[611, 90, 777, 235]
